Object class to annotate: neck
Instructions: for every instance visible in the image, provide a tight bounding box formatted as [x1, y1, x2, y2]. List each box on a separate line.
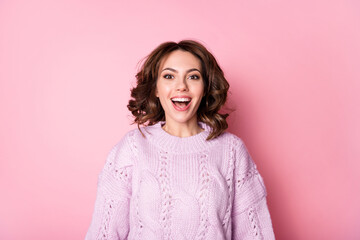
[162, 118, 204, 138]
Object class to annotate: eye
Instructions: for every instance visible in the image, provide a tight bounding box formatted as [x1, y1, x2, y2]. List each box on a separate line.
[188, 74, 200, 80]
[163, 74, 174, 79]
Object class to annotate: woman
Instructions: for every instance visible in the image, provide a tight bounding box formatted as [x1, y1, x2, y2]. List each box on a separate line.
[86, 40, 275, 239]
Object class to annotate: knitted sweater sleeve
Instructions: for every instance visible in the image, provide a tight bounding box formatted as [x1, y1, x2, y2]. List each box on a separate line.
[85, 134, 133, 240]
[231, 139, 275, 239]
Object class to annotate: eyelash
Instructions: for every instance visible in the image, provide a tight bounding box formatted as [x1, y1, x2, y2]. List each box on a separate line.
[189, 75, 200, 80]
[163, 74, 174, 79]
[162, 74, 200, 80]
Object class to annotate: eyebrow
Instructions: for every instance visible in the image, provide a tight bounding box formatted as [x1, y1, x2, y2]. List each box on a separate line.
[161, 67, 201, 74]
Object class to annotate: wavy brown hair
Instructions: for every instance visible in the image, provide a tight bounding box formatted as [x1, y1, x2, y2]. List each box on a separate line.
[127, 40, 230, 140]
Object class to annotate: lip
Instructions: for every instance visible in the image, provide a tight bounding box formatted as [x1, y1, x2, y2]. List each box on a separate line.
[170, 95, 192, 111]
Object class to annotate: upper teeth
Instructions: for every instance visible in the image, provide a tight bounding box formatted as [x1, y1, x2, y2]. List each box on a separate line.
[172, 98, 191, 102]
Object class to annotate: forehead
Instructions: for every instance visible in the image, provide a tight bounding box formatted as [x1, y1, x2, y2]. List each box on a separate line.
[159, 50, 201, 70]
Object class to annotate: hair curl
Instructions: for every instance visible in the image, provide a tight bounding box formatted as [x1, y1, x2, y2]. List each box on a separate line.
[127, 40, 229, 140]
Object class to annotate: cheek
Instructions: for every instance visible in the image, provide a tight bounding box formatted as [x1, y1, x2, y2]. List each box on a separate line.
[195, 83, 205, 98]
[156, 84, 171, 98]
[155, 83, 162, 98]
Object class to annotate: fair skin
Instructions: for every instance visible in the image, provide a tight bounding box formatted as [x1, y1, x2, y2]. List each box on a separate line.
[155, 50, 205, 137]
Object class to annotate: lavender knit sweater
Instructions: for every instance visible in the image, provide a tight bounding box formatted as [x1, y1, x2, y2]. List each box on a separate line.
[86, 122, 275, 239]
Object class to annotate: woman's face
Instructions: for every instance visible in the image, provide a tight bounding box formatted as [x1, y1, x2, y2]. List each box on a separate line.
[156, 50, 204, 127]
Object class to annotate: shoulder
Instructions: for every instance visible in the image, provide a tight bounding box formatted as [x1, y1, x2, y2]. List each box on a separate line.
[215, 131, 246, 150]
[105, 128, 142, 169]
[113, 126, 146, 151]
[218, 131, 257, 172]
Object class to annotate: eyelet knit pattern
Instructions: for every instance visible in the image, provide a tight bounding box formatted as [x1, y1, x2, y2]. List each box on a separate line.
[98, 199, 117, 240]
[222, 135, 240, 229]
[158, 150, 173, 239]
[195, 152, 210, 240]
[248, 207, 262, 239]
[128, 131, 143, 239]
[86, 122, 275, 240]
[236, 164, 259, 189]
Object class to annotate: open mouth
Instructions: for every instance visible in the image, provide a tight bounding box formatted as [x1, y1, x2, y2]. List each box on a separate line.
[171, 97, 191, 109]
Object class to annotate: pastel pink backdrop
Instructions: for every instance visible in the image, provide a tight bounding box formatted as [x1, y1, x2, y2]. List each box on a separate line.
[1, 0, 359, 239]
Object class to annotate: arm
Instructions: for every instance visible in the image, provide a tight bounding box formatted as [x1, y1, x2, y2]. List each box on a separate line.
[85, 134, 133, 240]
[231, 141, 275, 240]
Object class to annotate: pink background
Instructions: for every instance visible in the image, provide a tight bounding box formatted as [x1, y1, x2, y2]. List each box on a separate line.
[1, 0, 359, 239]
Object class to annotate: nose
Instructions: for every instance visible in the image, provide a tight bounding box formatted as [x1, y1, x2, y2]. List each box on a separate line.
[176, 77, 188, 92]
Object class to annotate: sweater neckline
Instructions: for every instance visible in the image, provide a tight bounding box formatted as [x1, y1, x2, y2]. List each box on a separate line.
[144, 121, 214, 153]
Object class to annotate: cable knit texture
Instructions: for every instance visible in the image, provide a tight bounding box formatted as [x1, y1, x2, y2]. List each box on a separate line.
[85, 122, 275, 240]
